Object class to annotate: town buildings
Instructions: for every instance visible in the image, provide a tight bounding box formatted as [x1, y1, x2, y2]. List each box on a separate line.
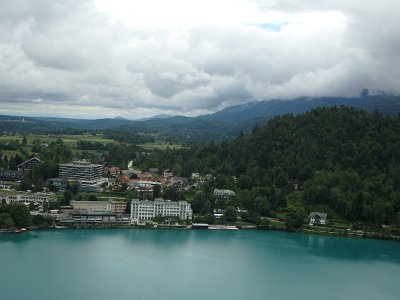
[130, 198, 192, 224]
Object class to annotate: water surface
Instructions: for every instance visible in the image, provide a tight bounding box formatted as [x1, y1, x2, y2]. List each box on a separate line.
[1, 229, 399, 300]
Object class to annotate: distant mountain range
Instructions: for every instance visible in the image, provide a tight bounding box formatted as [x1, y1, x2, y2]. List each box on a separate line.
[1, 94, 400, 142]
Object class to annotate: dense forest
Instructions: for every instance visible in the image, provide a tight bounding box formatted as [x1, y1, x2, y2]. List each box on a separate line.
[137, 107, 400, 227]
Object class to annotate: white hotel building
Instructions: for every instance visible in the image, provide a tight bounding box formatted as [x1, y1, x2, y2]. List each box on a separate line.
[130, 198, 192, 224]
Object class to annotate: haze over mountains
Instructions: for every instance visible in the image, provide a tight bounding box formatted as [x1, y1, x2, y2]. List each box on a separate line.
[1, 94, 400, 142]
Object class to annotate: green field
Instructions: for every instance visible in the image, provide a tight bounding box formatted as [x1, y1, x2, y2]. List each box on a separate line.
[138, 142, 185, 150]
[0, 134, 117, 161]
[0, 134, 117, 147]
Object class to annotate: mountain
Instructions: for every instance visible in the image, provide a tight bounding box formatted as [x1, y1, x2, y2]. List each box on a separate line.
[137, 114, 174, 121]
[197, 95, 400, 124]
[1, 94, 400, 141]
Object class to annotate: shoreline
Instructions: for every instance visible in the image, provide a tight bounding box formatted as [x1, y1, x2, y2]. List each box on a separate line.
[4, 223, 398, 242]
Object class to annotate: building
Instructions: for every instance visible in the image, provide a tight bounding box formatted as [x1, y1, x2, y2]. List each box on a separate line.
[59, 211, 129, 225]
[47, 178, 68, 190]
[163, 169, 173, 178]
[130, 198, 192, 224]
[59, 160, 107, 191]
[191, 172, 200, 179]
[149, 168, 159, 174]
[309, 212, 328, 226]
[0, 192, 54, 205]
[59, 160, 103, 181]
[214, 189, 236, 199]
[0, 169, 22, 181]
[18, 157, 41, 173]
[71, 200, 127, 213]
[107, 167, 121, 176]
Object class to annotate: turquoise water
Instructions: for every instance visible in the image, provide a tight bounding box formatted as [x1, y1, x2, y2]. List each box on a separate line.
[1, 229, 399, 300]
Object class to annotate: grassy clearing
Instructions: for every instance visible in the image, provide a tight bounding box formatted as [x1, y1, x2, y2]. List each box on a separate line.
[0, 150, 20, 157]
[269, 219, 286, 229]
[0, 134, 116, 159]
[0, 134, 117, 146]
[138, 142, 185, 150]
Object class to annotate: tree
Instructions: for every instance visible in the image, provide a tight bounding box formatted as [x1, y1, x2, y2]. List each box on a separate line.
[88, 195, 98, 201]
[285, 216, 295, 231]
[19, 174, 32, 191]
[8, 204, 32, 227]
[224, 205, 237, 222]
[32, 215, 54, 227]
[67, 180, 80, 195]
[153, 184, 161, 198]
[254, 196, 271, 216]
[0, 213, 15, 229]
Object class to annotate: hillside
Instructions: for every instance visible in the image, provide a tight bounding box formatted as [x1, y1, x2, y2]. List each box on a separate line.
[138, 107, 400, 227]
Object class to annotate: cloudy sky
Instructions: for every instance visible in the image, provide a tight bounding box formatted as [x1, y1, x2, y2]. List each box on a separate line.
[0, 0, 399, 119]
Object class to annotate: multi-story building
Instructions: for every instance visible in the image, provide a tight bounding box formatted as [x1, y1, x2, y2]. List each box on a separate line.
[130, 198, 192, 224]
[59, 160, 103, 181]
[71, 200, 127, 213]
[18, 157, 41, 173]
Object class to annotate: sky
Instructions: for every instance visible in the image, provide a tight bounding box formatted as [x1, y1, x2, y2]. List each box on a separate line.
[0, 0, 399, 119]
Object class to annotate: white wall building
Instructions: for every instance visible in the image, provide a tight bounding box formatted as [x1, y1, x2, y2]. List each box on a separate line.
[59, 160, 103, 181]
[309, 212, 328, 226]
[0, 192, 54, 205]
[213, 189, 236, 198]
[71, 200, 127, 213]
[130, 198, 192, 224]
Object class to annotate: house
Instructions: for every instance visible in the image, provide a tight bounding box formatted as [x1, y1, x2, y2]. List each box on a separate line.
[0, 168, 22, 181]
[107, 167, 121, 176]
[309, 212, 328, 226]
[18, 157, 42, 173]
[214, 189, 236, 199]
[163, 169, 173, 178]
[137, 172, 153, 181]
[149, 168, 159, 174]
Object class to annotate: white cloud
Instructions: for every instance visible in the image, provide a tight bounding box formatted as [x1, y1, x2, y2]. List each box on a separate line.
[0, 0, 399, 119]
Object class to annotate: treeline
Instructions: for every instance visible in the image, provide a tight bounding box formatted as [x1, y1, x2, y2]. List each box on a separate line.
[103, 129, 154, 145]
[0, 204, 54, 229]
[138, 107, 400, 226]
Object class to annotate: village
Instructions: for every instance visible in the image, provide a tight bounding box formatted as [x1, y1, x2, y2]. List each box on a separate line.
[0, 156, 330, 231]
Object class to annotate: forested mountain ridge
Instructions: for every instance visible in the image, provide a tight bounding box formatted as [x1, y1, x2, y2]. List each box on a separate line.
[1, 94, 400, 143]
[139, 107, 400, 226]
[198, 94, 400, 124]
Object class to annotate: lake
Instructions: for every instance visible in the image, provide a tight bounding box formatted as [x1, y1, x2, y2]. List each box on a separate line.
[1, 229, 399, 300]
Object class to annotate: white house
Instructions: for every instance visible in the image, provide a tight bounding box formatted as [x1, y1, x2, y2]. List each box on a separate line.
[309, 212, 328, 226]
